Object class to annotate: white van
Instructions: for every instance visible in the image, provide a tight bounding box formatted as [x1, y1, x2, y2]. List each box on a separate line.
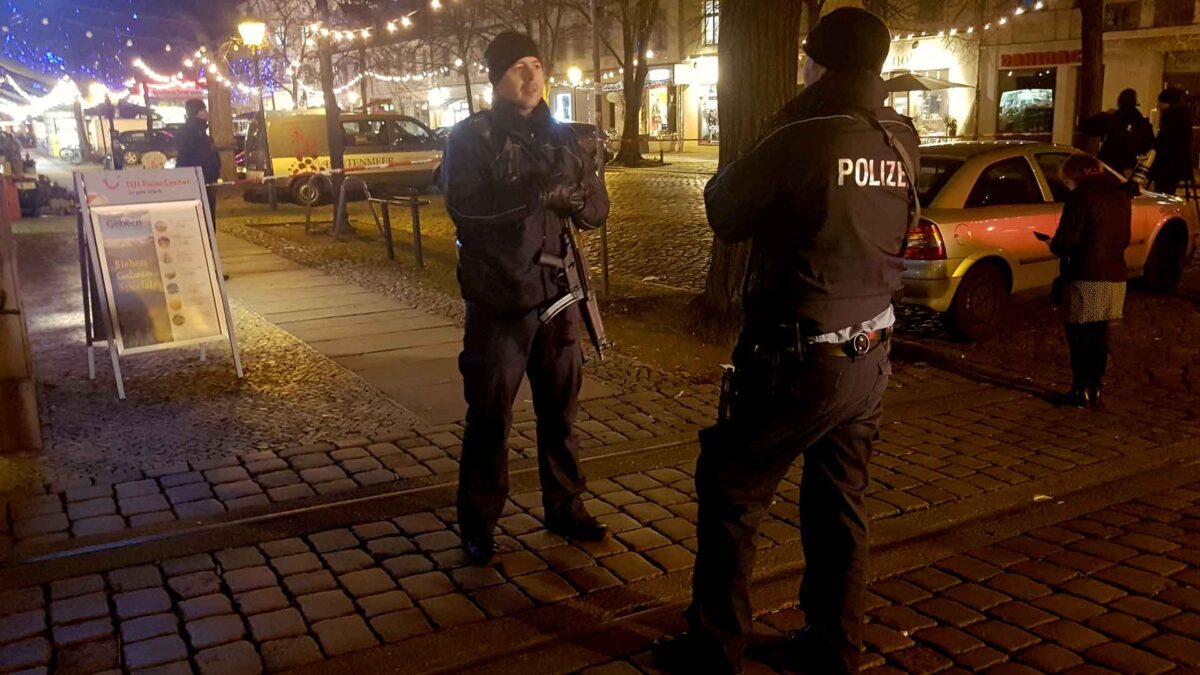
[246, 111, 444, 205]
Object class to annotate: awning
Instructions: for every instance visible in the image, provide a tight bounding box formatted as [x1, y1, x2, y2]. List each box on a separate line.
[84, 100, 156, 119]
[883, 73, 972, 93]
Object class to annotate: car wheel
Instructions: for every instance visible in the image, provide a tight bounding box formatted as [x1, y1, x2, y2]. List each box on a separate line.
[1144, 222, 1189, 292]
[123, 150, 141, 166]
[290, 177, 325, 206]
[945, 261, 1010, 341]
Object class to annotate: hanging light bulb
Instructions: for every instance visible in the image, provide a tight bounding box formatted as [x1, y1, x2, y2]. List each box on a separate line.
[387, 22, 397, 32]
[454, 57, 464, 67]
[164, 44, 172, 52]
[41, 17, 49, 25]
[431, 0, 442, 9]
[126, 39, 134, 47]
[999, 16, 1008, 24]
[401, 15, 413, 28]
[85, 30, 93, 38]
[967, 26, 976, 33]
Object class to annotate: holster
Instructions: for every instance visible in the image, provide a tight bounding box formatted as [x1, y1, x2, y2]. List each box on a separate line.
[717, 324, 805, 423]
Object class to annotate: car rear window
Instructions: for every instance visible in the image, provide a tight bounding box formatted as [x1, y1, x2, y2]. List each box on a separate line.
[917, 157, 963, 208]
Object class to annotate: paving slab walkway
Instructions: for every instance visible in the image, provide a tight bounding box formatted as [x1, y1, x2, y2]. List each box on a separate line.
[217, 233, 618, 425]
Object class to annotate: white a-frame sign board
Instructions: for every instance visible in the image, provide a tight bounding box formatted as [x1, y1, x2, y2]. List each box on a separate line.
[75, 168, 242, 399]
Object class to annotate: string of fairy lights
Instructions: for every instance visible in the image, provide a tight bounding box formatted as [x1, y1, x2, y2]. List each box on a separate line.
[4, 0, 1053, 120]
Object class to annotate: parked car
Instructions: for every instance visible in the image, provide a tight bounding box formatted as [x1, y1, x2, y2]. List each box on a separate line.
[901, 141, 1197, 340]
[117, 129, 177, 166]
[246, 111, 444, 205]
[563, 121, 614, 165]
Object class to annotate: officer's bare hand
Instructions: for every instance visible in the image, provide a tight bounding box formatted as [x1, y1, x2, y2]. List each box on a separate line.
[544, 183, 587, 216]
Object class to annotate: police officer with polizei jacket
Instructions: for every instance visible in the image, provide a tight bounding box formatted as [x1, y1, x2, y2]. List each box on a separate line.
[441, 32, 611, 565]
[653, 9, 918, 675]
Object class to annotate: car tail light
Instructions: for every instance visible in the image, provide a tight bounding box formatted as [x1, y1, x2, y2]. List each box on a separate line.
[905, 217, 947, 260]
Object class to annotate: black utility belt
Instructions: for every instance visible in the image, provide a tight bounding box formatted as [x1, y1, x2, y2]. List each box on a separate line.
[748, 325, 891, 360]
[806, 327, 892, 358]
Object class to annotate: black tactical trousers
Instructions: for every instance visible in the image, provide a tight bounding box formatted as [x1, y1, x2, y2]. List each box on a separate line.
[457, 301, 588, 539]
[687, 346, 890, 673]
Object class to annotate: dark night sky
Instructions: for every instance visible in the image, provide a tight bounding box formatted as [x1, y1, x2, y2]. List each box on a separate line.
[2, 0, 241, 87]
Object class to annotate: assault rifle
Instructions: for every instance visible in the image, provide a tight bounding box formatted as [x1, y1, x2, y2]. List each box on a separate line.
[537, 218, 608, 360]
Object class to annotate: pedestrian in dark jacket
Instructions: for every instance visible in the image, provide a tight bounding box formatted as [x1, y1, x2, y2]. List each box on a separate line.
[652, 8, 917, 675]
[1081, 89, 1155, 176]
[1050, 154, 1131, 408]
[440, 32, 610, 566]
[175, 98, 222, 222]
[1152, 87, 1192, 195]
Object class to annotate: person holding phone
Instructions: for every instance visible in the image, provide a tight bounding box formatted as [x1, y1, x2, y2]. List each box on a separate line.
[1049, 154, 1132, 408]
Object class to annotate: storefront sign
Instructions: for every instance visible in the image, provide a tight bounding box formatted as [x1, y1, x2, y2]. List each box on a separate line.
[74, 168, 242, 399]
[648, 67, 673, 83]
[1000, 50, 1082, 68]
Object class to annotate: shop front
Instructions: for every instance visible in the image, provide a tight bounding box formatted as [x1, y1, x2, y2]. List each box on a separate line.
[675, 55, 719, 154]
[977, 46, 1082, 146]
[883, 36, 977, 139]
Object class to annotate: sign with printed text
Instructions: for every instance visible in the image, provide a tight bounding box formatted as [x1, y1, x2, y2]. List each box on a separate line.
[88, 200, 227, 354]
[74, 167, 242, 399]
[1000, 50, 1082, 68]
[80, 169, 204, 207]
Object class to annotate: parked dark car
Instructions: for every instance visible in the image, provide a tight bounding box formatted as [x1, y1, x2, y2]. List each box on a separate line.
[563, 121, 613, 165]
[118, 129, 177, 166]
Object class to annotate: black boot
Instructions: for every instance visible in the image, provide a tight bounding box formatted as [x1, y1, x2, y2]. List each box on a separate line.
[1087, 383, 1104, 409]
[652, 633, 741, 674]
[462, 533, 495, 565]
[1051, 388, 1090, 408]
[786, 627, 859, 675]
[545, 511, 608, 542]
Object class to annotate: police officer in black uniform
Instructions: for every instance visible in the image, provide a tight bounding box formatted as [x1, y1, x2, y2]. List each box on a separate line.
[441, 32, 611, 565]
[653, 9, 918, 674]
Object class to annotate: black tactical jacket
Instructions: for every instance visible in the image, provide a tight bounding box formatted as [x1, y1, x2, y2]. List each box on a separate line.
[705, 70, 919, 337]
[442, 100, 608, 313]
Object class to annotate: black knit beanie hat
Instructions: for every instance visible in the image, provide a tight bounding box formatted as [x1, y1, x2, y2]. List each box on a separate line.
[185, 99, 207, 119]
[803, 7, 891, 72]
[485, 32, 540, 85]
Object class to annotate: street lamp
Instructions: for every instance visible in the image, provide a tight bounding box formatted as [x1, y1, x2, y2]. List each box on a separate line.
[238, 16, 277, 209]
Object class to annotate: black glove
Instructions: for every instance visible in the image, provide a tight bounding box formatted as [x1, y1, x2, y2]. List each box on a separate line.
[544, 183, 587, 216]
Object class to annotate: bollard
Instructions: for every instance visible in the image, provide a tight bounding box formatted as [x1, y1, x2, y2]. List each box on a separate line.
[410, 199, 424, 269]
[381, 202, 396, 261]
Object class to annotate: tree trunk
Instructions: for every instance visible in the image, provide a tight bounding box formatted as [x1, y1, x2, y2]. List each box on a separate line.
[616, 65, 648, 164]
[802, 0, 823, 31]
[1077, 0, 1104, 153]
[614, 0, 658, 166]
[463, 68, 475, 115]
[317, 0, 348, 233]
[693, 0, 805, 330]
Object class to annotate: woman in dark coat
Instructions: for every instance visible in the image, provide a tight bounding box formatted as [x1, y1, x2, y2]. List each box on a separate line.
[1050, 154, 1132, 408]
[1151, 87, 1193, 195]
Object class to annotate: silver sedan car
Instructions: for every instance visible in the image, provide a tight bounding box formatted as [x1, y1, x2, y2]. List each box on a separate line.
[901, 141, 1197, 340]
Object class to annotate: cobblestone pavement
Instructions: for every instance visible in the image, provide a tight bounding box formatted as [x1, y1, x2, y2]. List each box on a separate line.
[6, 220, 416, 493]
[2, 360, 1198, 673]
[896, 265, 1200, 410]
[0, 360, 973, 554]
[596, 480, 1200, 675]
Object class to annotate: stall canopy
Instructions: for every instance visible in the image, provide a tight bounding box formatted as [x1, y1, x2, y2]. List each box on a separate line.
[84, 100, 156, 120]
[884, 72, 972, 93]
